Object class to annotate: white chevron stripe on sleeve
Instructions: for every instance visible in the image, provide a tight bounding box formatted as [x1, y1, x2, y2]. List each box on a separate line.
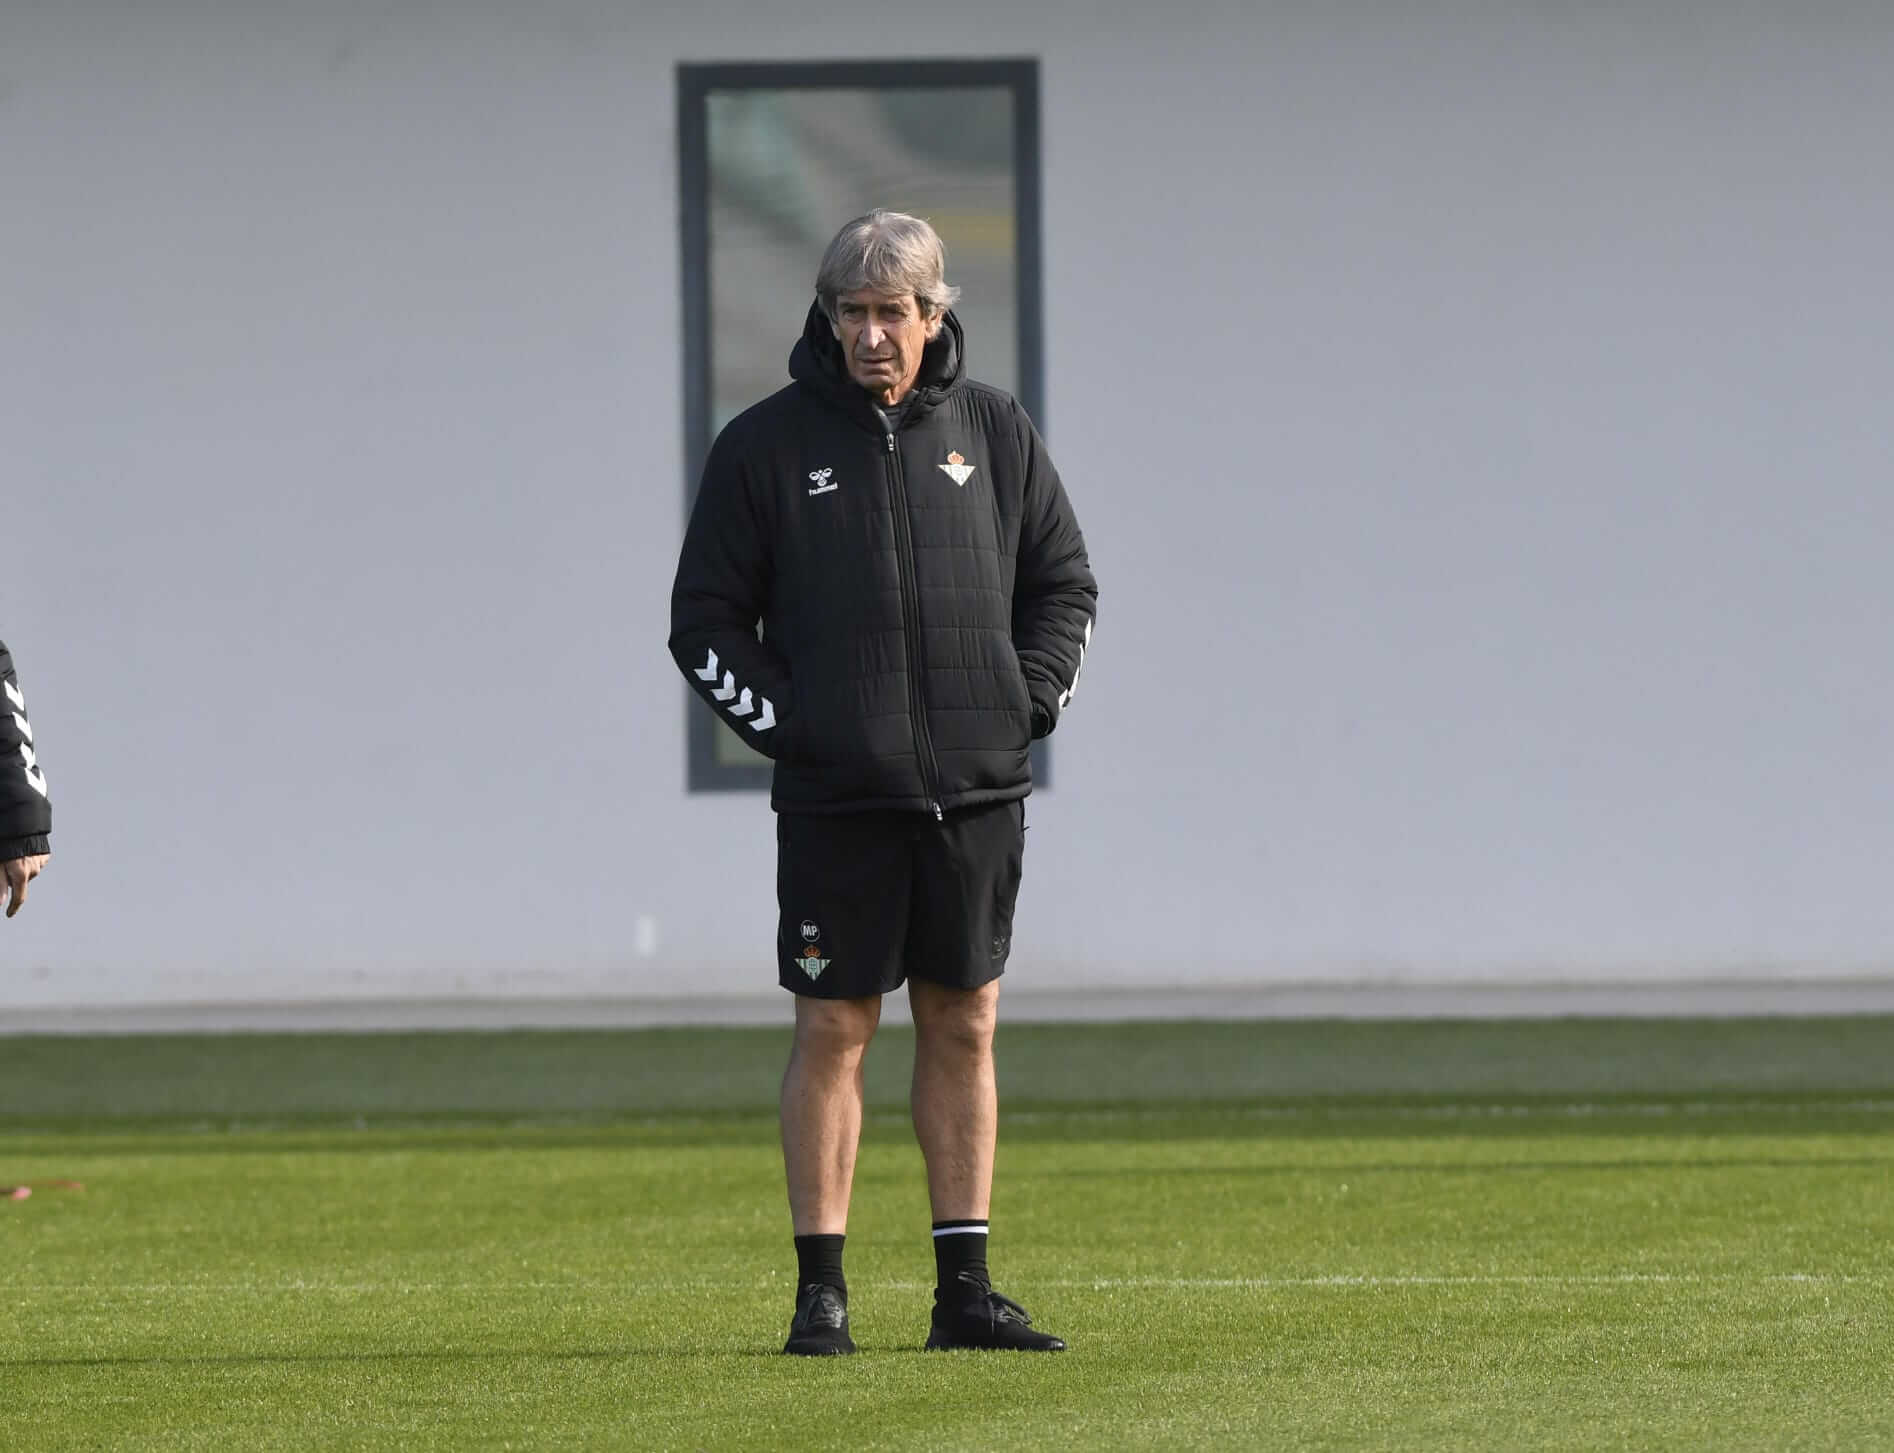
[12, 712, 31, 743]
[1057, 617, 1093, 709]
[3, 680, 23, 711]
[693, 649, 777, 733]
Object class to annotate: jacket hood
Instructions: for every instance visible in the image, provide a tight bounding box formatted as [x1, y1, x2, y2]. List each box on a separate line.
[788, 300, 966, 420]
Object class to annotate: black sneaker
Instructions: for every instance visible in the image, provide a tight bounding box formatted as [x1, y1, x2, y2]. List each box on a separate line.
[782, 1283, 856, 1356]
[924, 1277, 1067, 1351]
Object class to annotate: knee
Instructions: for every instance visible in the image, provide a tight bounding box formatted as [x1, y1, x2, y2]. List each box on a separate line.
[914, 990, 997, 1059]
[793, 996, 880, 1065]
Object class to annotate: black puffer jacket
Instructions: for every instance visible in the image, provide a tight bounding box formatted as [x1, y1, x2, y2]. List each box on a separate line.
[670, 303, 1097, 815]
[0, 639, 52, 860]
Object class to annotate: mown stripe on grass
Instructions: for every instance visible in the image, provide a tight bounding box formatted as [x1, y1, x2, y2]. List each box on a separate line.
[999, 1098, 1894, 1125]
[4, 1272, 1885, 1294]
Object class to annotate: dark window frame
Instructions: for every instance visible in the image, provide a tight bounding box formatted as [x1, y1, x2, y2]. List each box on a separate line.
[677, 57, 1047, 792]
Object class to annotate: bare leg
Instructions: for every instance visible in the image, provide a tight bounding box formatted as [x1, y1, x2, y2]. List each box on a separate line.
[781, 994, 881, 1234]
[908, 978, 1000, 1221]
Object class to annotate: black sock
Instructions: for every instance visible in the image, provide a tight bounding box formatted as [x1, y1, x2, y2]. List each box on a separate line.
[932, 1219, 990, 1296]
[794, 1233, 847, 1299]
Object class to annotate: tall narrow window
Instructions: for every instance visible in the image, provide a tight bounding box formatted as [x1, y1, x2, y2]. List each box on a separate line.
[678, 59, 1045, 791]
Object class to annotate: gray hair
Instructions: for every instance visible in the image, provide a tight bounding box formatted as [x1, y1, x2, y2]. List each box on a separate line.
[815, 210, 962, 321]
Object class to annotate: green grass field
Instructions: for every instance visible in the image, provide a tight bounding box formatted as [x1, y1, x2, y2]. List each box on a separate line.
[3, 1018, 1892, 1450]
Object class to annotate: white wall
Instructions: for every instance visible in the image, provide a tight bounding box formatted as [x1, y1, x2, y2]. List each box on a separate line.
[5, 1, 1892, 1008]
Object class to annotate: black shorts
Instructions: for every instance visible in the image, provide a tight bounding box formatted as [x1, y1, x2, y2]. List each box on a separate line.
[776, 799, 1026, 998]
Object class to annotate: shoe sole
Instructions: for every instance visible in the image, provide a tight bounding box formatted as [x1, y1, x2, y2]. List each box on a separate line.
[783, 1337, 857, 1356]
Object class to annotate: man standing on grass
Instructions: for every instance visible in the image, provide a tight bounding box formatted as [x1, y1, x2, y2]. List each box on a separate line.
[1, 638, 52, 921]
[670, 210, 1096, 1355]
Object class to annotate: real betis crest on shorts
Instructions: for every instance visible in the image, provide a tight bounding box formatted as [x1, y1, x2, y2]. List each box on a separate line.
[797, 920, 831, 980]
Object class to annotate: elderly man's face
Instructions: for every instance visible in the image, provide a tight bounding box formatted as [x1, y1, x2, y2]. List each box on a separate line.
[831, 289, 943, 405]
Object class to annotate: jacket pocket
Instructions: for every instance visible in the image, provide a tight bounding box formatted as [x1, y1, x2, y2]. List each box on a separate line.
[999, 642, 1035, 745]
[769, 698, 803, 763]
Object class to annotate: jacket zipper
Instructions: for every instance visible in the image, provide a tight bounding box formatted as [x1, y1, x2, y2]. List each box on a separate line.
[884, 426, 945, 821]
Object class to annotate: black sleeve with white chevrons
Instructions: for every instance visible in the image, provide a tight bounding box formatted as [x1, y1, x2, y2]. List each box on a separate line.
[0, 638, 53, 859]
[1008, 405, 1098, 739]
[668, 425, 795, 759]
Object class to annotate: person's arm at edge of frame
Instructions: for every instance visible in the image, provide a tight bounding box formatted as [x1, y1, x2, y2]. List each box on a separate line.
[0, 637, 52, 918]
[1008, 403, 1098, 740]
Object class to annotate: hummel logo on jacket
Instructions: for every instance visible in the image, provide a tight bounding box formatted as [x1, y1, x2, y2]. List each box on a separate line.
[669, 302, 1098, 816]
